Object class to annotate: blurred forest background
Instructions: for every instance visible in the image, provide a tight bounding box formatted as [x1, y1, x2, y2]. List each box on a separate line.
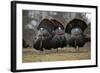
[22, 10, 91, 48]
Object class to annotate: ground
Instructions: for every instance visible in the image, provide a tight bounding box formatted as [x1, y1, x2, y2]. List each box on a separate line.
[22, 47, 91, 63]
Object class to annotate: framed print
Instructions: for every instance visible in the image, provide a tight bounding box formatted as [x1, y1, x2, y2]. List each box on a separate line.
[11, 1, 98, 72]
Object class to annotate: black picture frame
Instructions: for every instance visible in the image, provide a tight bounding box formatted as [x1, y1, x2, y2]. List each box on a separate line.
[11, 1, 98, 72]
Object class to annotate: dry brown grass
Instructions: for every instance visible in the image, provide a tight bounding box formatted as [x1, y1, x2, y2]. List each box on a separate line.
[22, 47, 91, 63]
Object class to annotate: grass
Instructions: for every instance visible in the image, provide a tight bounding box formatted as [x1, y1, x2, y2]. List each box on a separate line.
[22, 47, 91, 63]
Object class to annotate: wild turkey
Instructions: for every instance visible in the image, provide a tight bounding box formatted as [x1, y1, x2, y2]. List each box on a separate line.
[33, 28, 52, 51]
[65, 19, 88, 48]
[68, 28, 85, 48]
[50, 27, 66, 49]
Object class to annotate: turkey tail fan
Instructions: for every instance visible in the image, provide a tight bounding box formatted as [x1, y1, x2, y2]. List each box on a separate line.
[37, 19, 56, 34]
[50, 19, 64, 30]
[65, 19, 87, 33]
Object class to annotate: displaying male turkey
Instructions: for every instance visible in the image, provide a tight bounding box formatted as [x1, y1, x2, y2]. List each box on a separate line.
[65, 19, 88, 48]
[69, 28, 85, 48]
[33, 19, 55, 51]
[33, 27, 52, 51]
[50, 27, 66, 49]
